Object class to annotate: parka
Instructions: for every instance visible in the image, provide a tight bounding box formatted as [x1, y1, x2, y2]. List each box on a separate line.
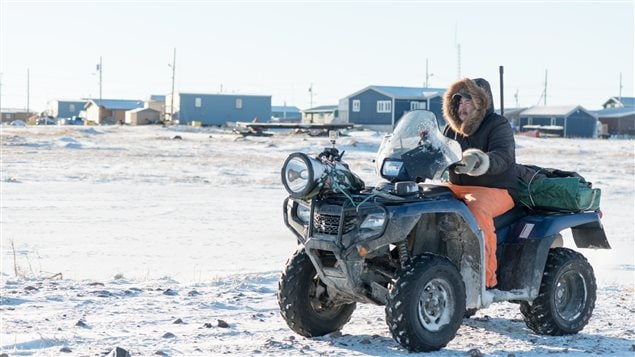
[442, 77, 518, 199]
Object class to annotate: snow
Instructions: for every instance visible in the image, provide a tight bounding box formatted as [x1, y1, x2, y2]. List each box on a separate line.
[1, 125, 634, 356]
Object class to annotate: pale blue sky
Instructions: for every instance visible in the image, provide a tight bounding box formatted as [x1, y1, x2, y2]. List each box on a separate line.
[1, 0, 633, 112]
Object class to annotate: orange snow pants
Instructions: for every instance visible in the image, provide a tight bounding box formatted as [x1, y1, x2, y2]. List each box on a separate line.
[446, 184, 515, 288]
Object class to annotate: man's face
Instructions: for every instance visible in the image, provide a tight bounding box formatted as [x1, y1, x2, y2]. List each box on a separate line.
[458, 97, 475, 121]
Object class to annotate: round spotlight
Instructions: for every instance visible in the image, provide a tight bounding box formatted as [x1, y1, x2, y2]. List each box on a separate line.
[281, 153, 324, 198]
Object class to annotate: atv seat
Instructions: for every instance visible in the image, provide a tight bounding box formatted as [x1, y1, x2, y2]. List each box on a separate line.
[494, 205, 527, 244]
[494, 205, 527, 231]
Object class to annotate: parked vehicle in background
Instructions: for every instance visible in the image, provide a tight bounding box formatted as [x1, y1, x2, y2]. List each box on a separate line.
[36, 116, 57, 125]
[9, 120, 26, 126]
[58, 116, 85, 125]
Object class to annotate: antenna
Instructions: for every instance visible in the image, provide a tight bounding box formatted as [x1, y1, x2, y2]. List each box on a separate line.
[514, 89, 519, 108]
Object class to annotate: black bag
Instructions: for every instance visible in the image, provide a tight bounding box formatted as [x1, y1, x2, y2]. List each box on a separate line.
[516, 164, 601, 212]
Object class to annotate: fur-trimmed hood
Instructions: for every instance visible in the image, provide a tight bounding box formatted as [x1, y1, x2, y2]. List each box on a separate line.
[443, 78, 495, 137]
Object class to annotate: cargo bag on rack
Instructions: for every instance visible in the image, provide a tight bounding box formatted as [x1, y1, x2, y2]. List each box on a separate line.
[516, 164, 601, 212]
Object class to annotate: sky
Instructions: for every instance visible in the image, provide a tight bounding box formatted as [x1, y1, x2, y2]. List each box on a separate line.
[0, 0, 633, 113]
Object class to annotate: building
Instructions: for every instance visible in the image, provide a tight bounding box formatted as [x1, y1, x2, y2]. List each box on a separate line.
[147, 95, 166, 117]
[341, 85, 445, 131]
[302, 105, 339, 124]
[84, 99, 144, 125]
[601, 96, 635, 109]
[125, 107, 161, 125]
[167, 92, 271, 126]
[592, 107, 635, 137]
[272, 105, 301, 122]
[47, 99, 87, 119]
[518, 106, 598, 138]
[496, 107, 528, 132]
[1, 108, 35, 123]
[590, 96, 635, 137]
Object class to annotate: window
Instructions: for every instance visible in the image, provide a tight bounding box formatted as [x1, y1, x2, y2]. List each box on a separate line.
[352, 100, 360, 112]
[377, 100, 392, 113]
[235, 98, 243, 109]
[195, 97, 202, 108]
[69, 104, 75, 112]
[410, 101, 426, 110]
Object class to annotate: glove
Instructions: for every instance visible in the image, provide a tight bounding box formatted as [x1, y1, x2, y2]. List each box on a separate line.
[454, 149, 490, 176]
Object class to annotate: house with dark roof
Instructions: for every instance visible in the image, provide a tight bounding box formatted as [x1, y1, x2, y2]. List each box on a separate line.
[496, 107, 528, 132]
[591, 96, 635, 137]
[302, 105, 339, 124]
[340, 85, 445, 130]
[271, 105, 301, 122]
[518, 105, 598, 138]
[167, 92, 271, 126]
[602, 96, 635, 109]
[592, 107, 635, 137]
[84, 99, 144, 125]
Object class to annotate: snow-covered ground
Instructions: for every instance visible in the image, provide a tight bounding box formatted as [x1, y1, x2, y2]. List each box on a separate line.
[1, 125, 633, 356]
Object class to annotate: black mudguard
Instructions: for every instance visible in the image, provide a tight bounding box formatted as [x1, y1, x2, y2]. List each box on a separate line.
[498, 236, 555, 297]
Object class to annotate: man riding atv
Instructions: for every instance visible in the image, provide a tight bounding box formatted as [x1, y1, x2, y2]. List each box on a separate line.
[442, 77, 517, 288]
[277, 77, 609, 352]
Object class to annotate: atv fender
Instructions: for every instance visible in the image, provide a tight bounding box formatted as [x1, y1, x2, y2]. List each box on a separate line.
[498, 211, 609, 300]
[498, 234, 556, 298]
[386, 198, 486, 310]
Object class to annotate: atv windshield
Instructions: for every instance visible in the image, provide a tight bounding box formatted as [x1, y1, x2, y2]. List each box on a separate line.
[375, 110, 462, 181]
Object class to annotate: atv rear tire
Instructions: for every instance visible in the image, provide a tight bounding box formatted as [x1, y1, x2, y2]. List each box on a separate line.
[386, 254, 466, 352]
[520, 247, 596, 335]
[277, 249, 356, 337]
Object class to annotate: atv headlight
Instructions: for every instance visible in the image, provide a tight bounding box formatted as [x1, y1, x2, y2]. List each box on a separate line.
[359, 211, 387, 239]
[281, 152, 326, 199]
[381, 159, 403, 178]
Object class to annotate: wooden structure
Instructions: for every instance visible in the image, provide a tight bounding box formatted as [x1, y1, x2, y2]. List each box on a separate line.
[234, 122, 356, 136]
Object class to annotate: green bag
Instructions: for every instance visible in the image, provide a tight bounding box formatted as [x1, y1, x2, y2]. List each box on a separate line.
[516, 165, 601, 212]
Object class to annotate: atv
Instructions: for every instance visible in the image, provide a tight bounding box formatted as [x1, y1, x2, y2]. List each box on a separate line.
[277, 110, 610, 352]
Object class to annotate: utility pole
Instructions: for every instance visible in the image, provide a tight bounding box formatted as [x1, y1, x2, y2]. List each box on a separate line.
[454, 22, 461, 79]
[619, 72, 623, 103]
[27, 68, 30, 113]
[499, 65, 504, 117]
[456, 44, 462, 79]
[543, 69, 548, 106]
[308, 83, 314, 108]
[98, 56, 102, 104]
[425, 58, 432, 88]
[514, 89, 519, 108]
[169, 48, 176, 122]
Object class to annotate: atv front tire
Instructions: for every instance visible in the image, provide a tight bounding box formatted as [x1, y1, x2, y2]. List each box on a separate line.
[277, 249, 356, 337]
[520, 247, 596, 335]
[386, 254, 466, 352]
